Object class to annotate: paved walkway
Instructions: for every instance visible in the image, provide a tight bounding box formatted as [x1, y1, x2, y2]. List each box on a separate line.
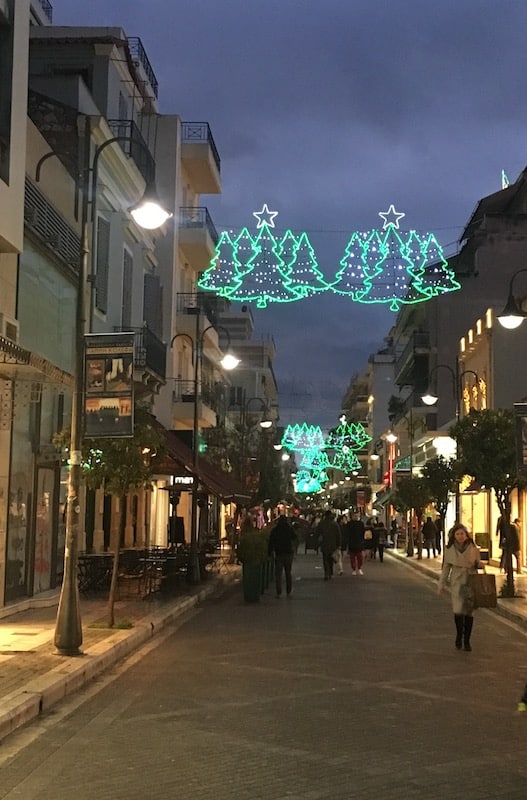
[1, 548, 527, 745]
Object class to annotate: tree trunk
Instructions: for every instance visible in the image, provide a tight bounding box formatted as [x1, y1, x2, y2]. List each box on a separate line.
[107, 495, 125, 627]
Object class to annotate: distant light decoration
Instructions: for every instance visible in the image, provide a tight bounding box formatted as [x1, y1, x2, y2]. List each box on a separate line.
[502, 170, 510, 189]
[197, 205, 331, 307]
[331, 206, 461, 312]
[295, 470, 323, 493]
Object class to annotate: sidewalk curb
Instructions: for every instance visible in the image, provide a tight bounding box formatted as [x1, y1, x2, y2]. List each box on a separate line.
[0, 572, 239, 745]
[387, 550, 527, 632]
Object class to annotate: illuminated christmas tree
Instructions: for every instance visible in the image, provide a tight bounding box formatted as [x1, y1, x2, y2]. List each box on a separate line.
[283, 232, 329, 295]
[198, 230, 244, 296]
[333, 206, 460, 311]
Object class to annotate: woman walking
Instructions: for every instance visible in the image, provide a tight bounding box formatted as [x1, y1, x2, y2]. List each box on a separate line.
[437, 524, 481, 651]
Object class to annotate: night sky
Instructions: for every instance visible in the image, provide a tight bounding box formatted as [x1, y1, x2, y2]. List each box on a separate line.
[54, 0, 527, 428]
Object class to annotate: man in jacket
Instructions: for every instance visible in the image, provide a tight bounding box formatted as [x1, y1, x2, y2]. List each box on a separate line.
[347, 513, 365, 575]
[316, 510, 341, 580]
[268, 515, 298, 597]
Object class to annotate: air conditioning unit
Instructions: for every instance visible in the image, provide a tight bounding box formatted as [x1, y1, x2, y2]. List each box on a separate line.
[0, 313, 19, 343]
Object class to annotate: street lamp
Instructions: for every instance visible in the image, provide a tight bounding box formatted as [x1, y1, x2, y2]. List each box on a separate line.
[421, 363, 479, 418]
[497, 268, 527, 329]
[36, 121, 172, 656]
[170, 323, 239, 583]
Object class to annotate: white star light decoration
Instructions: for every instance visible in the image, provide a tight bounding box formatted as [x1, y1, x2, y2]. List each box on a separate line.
[378, 204, 405, 230]
[253, 203, 278, 229]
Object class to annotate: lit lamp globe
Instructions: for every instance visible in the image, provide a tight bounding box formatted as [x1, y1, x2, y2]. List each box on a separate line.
[220, 353, 240, 370]
[421, 391, 439, 406]
[129, 183, 173, 230]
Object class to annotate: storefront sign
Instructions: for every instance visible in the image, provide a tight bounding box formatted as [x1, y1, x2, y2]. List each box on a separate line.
[84, 333, 134, 438]
[174, 475, 194, 486]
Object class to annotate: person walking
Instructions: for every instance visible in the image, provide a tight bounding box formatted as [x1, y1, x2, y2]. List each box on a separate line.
[363, 519, 374, 560]
[422, 516, 438, 558]
[268, 515, 297, 598]
[336, 515, 349, 575]
[316, 510, 341, 580]
[374, 519, 387, 563]
[437, 523, 481, 651]
[347, 513, 365, 575]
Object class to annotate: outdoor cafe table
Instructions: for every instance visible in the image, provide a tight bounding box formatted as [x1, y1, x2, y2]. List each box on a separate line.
[77, 553, 114, 594]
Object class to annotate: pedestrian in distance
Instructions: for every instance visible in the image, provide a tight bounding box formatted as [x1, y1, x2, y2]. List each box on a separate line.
[437, 523, 481, 651]
[363, 519, 375, 559]
[347, 513, 365, 575]
[507, 519, 522, 575]
[268, 515, 298, 598]
[316, 509, 341, 580]
[422, 516, 438, 558]
[373, 519, 387, 563]
[390, 518, 398, 547]
[434, 515, 443, 555]
[336, 515, 348, 575]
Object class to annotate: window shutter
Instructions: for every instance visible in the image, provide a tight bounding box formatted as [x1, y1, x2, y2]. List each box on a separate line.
[122, 249, 133, 328]
[95, 217, 110, 314]
[143, 273, 163, 337]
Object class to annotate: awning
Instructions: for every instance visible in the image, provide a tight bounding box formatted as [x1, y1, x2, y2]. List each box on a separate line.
[373, 489, 392, 510]
[152, 421, 249, 502]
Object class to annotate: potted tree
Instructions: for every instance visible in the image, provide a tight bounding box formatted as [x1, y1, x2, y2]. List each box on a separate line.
[237, 528, 269, 602]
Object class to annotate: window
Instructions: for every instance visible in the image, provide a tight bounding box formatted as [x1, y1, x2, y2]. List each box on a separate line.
[95, 217, 110, 314]
[122, 249, 133, 328]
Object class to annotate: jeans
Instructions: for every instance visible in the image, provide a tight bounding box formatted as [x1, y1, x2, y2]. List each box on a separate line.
[322, 552, 334, 578]
[275, 553, 294, 595]
[349, 550, 363, 571]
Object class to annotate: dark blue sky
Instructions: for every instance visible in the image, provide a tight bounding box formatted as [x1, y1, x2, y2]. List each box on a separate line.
[56, 0, 527, 428]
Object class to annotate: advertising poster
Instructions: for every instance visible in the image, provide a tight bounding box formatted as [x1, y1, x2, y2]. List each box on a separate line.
[84, 333, 134, 438]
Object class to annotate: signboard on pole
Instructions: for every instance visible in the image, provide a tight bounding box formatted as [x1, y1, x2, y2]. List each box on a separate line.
[84, 333, 134, 438]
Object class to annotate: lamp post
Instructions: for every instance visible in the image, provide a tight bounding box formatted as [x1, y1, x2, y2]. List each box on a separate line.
[171, 323, 239, 583]
[497, 268, 527, 329]
[37, 120, 172, 655]
[421, 363, 479, 419]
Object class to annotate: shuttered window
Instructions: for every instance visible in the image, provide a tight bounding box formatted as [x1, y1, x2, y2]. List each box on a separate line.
[95, 217, 110, 314]
[143, 273, 163, 338]
[122, 249, 133, 328]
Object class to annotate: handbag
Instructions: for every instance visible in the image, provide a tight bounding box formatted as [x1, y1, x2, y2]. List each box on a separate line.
[469, 572, 497, 609]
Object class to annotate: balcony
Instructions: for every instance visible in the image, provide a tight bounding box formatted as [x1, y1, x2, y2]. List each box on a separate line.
[172, 380, 218, 428]
[181, 123, 221, 194]
[114, 325, 166, 394]
[38, 0, 53, 23]
[107, 119, 155, 185]
[394, 332, 431, 387]
[178, 207, 219, 269]
[127, 37, 159, 99]
[389, 390, 436, 427]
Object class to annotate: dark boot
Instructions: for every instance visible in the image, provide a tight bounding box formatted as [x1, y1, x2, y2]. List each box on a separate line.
[463, 615, 473, 651]
[454, 614, 463, 649]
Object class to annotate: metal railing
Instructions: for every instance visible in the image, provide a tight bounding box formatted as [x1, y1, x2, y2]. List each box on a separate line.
[394, 332, 430, 381]
[114, 325, 166, 380]
[107, 119, 155, 184]
[179, 206, 219, 245]
[127, 37, 159, 98]
[181, 122, 221, 174]
[39, 0, 53, 23]
[172, 379, 222, 414]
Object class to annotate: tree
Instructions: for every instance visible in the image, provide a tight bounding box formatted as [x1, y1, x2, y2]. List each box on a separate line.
[451, 408, 525, 596]
[421, 455, 459, 549]
[81, 410, 165, 626]
[391, 476, 433, 558]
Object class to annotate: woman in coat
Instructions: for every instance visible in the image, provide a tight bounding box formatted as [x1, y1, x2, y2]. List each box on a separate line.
[437, 523, 481, 651]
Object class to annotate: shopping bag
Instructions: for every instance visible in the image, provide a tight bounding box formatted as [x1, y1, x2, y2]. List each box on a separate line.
[469, 572, 497, 609]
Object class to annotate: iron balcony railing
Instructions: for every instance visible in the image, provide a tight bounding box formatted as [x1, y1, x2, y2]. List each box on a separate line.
[107, 119, 155, 185]
[394, 332, 430, 382]
[181, 122, 221, 175]
[114, 325, 166, 381]
[179, 206, 219, 245]
[127, 37, 159, 98]
[39, 0, 53, 23]
[172, 379, 222, 414]
[175, 292, 228, 325]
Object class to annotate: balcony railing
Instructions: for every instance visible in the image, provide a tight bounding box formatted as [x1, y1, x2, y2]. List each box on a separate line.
[114, 325, 166, 380]
[172, 379, 223, 414]
[179, 206, 219, 245]
[182, 122, 221, 175]
[107, 119, 155, 184]
[127, 37, 159, 98]
[175, 292, 228, 326]
[394, 332, 430, 383]
[39, 0, 53, 23]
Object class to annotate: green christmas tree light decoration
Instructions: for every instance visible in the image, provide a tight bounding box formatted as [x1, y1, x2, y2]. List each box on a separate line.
[331, 205, 461, 312]
[281, 423, 325, 451]
[197, 230, 244, 296]
[295, 470, 323, 493]
[198, 205, 329, 307]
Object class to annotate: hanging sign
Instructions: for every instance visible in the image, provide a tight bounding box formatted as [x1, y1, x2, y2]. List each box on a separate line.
[84, 333, 134, 438]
